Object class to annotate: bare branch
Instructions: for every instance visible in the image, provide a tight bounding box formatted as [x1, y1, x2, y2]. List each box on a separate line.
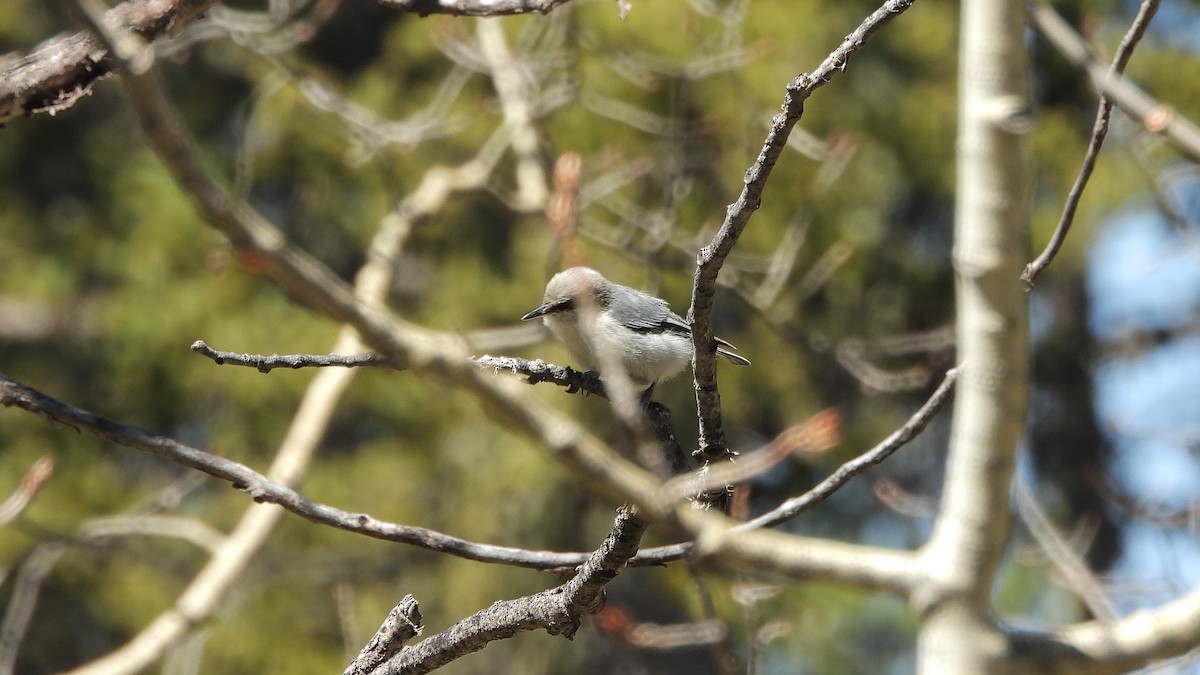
[190, 339, 390, 372]
[687, 0, 917, 458]
[1022, 0, 1162, 287]
[915, 2, 1032, 663]
[189, 342, 614, 400]
[188, 341, 630, 410]
[738, 367, 958, 531]
[370, 508, 646, 675]
[345, 596, 423, 675]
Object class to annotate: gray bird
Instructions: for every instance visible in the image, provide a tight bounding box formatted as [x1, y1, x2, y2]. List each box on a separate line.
[521, 267, 750, 391]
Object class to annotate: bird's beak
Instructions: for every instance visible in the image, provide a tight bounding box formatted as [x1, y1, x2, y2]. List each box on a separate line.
[521, 305, 548, 321]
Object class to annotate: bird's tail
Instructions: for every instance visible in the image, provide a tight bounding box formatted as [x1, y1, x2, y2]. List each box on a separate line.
[715, 337, 751, 366]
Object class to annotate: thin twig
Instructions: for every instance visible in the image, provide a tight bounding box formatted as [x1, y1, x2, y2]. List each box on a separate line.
[1023, 0, 1162, 287]
[737, 367, 958, 531]
[191, 340, 614, 399]
[687, 0, 917, 459]
[188, 344, 614, 403]
[190, 340, 390, 372]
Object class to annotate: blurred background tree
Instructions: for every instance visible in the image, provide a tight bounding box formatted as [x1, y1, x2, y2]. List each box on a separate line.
[1, 0, 1198, 673]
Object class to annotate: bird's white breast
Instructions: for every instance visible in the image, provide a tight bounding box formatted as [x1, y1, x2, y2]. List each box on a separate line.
[542, 312, 597, 372]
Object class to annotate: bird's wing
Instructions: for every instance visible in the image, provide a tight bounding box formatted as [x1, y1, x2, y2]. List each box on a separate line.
[608, 285, 745, 362]
[610, 293, 691, 336]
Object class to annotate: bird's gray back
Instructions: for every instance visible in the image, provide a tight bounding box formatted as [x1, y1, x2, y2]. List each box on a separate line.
[606, 282, 691, 336]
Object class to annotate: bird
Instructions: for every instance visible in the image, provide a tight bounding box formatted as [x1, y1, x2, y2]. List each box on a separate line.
[521, 267, 749, 392]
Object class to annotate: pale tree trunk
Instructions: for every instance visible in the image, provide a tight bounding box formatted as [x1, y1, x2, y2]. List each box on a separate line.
[915, 0, 1030, 671]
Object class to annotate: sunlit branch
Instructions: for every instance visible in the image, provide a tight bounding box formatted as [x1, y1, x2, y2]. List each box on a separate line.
[372, 0, 575, 17]
[1013, 587, 1200, 674]
[345, 596, 422, 675]
[368, 509, 645, 675]
[680, 509, 921, 595]
[190, 340, 390, 371]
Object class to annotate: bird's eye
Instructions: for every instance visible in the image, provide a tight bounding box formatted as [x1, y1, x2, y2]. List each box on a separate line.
[552, 299, 575, 313]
